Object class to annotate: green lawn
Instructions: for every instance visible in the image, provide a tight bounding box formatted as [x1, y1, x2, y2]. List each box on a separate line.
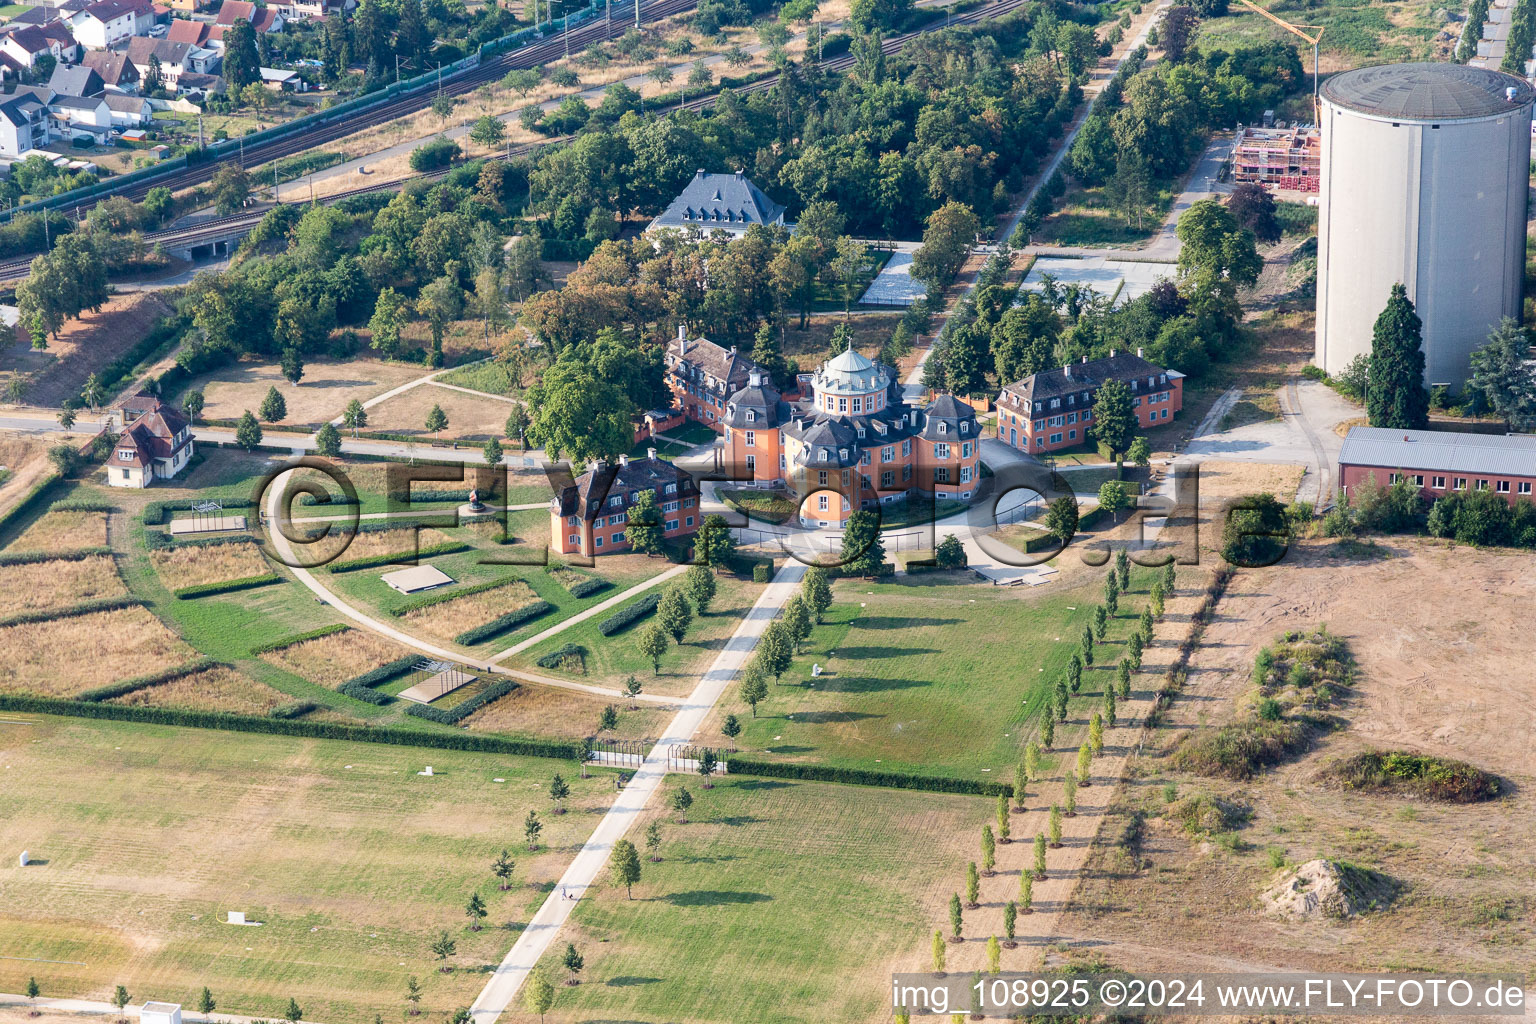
[509, 571, 766, 698]
[0, 715, 613, 1023]
[704, 571, 1155, 781]
[433, 360, 526, 398]
[538, 775, 988, 1023]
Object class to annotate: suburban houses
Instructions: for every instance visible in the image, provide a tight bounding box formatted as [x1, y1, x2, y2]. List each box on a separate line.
[995, 349, 1184, 455]
[548, 450, 701, 557]
[68, 0, 156, 50]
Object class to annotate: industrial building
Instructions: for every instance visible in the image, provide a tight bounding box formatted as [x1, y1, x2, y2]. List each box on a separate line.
[1338, 426, 1536, 506]
[1316, 62, 1534, 392]
[1231, 124, 1320, 192]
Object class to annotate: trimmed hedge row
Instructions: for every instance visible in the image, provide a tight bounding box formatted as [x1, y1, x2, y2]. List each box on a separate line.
[535, 643, 585, 669]
[249, 623, 349, 654]
[0, 596, 144, 629]
[387, 577, 519, 616]
[76, 658, 220, 702]
[454, 600, 554, 645]
[173, 573, 283, 599]
[0, 693, 583, 759]
[726, 756, 1014, 798]
[0, 471, 63, 540]
[340, 681, 392, 705]
[48, 499, 115, 513]
[143, 530, 259, 551]
[0, 546, 113, 567]
[341, 655, 421, 690]
[270, 701, 319, 719]
[328, 541, 470, 573]
[405, 678, 517, 725]
[564, 575, 608, 598]
[597, 591, 660, 636]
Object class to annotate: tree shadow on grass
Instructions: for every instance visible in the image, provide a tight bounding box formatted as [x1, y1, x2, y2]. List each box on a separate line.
[830, 645, 941, 660]
[818, 675, 931, 693]
[850, 616, 964, 629]
[729, 778, 791, 791]
[786, 710, 883, 724]
[603, 977, 664, 988]
[659, 890, 773, 907]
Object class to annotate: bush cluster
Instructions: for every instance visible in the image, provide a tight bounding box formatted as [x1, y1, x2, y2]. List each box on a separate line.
[0, 546, 113, 567]
[249, 623, 349, 654]
[0, 596, 144, 629]
[1329, 751, 1501, 803]
[329, 541, 470, 573]
[535, 643, 586, 669]
[405, 678, 517, 725]
[76, 659, 219, 702]
[174, 573, 282, 599]
[454, 601, 554, 645]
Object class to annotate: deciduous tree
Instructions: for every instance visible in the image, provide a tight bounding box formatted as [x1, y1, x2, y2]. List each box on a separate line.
[609, 838, 642, 898]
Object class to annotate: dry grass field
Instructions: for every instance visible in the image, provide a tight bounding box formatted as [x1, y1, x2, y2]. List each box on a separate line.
[170, 357, 430, 428]
[399, 578, 542, 638]
[147, 540, 274, 589]
[0, 437, 51, 523]
[313, 526, 457, 568]
[6, 508, 109, 553]
[363, 384, 518, 442]
[259, 627, 411, 686]
[0, 554, 126, 616]
[0, 715, 618, 1022]
[466, 682, 672, 743]
[0, 605, 193, 695]
[0, 293, 170, 407]
[109, 665, 291, 715]
[1061, 539, 1536, 982]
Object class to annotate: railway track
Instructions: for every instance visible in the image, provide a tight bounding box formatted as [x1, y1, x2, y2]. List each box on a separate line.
[0, 0, 1033, 282]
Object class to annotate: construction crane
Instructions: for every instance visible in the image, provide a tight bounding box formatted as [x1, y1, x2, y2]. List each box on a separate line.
[1237, 0, 1324, 118]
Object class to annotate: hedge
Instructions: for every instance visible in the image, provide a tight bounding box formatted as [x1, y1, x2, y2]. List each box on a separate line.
[144, 530, 259, 551]
[76, 658, 220, 702]
[0, 693, 583, 759]
[726, 756, 1014, 797]
[597, 591, 660, 636]
[0, 596, 145, 629]
[249, 623, 349, 654]
[535, 643, 585, 669]
[752, 561, 773, 583]
[173, 573, 283, 599]
[48, 499, 115, 513]
[404, 678, 517, 725]
[270, 700, 318, 719]
[388, 577, 522, 616]
[0, 546, 113, 567]
[563, 574, 608, 598]
[454, 600, 554, 645]
[329, 541, 471, 573]
[340, 655, 421, 690]
[339, 681, 392, 705]
[0, 471, 63, 540]
[144, 498, 257, 527]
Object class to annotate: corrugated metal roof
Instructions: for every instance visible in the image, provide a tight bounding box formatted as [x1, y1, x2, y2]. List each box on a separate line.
[1322, 63, 1534, 121]
[1338, 426, 1536, 476]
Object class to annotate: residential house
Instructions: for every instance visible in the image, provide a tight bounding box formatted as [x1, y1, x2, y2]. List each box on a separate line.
[106, 399, 194, 488]
[722, 344, 982, 526]
[259, 65, 304, 91]
[69, 0, 154, 49]
[164, 0, 212, 12]
[995, 349, 1185, 456]
[0, 90, 51, 157]
[645, 169, 788, 240]
[664, 325, 762, 432]
[102, 89, 148, 124]
[49, 91, 110, 140]
[48, 62, 102, 96]
[1338, 427, 1536, 507]
[0, 22, 80, 69]
[163, 16, 210, 46]
[214, 0, 282, 34]
[174, 69, 220, 94]
[548, 451, 700, 558]
[79, 47, 138, 90]
[276, 0, 353, 19]
[125, 35, 216, 90]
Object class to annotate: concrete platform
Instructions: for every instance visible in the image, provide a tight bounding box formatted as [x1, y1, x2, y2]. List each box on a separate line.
[169, 514, 247, 536]
[398, 669, 477, 705]
[381, 564, 454, 593]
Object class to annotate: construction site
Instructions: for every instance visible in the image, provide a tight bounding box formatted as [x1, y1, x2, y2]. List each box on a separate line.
[1231, 123, 1322, 192]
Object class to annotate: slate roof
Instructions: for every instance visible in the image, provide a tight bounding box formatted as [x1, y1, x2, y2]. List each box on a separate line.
[48, 63, 103, 97]
[999, 350, 1179, 411]
[0, 95, 43, 127]
[551, 455, 697, 519]
[665, 329, 760, 398]
[648, 170, 786, 234]
[722, 372, 791, 430]
[104, 91, 148, 112]
[81, 48, 139, 84]
[917, 393, 979, 442]
[126, 35, 189, 67]
[1338, 427, 1536, 477]
[51, 93, 106, 109]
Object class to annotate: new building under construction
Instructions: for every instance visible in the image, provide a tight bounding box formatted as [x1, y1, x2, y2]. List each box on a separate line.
[1231, 124, 1321, 191]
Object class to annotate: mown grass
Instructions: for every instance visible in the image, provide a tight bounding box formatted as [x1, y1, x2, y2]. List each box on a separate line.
[706, 571, 1157, 780]
[541, 775, 987, 1024]
[0, 715, 615, 1022]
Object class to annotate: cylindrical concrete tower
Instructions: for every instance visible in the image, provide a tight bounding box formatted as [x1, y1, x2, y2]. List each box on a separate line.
[1316, 62, 1534, 391]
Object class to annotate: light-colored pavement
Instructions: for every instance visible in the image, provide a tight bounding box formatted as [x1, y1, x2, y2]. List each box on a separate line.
[468, 561, 807, 1024]
[0, 995, 313, 1024]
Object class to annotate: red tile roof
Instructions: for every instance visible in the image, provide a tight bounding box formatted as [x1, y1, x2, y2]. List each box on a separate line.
[165, 18, 209, 43]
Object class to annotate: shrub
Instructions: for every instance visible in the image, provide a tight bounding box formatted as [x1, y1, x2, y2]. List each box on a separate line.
[173, 573, 282, 599]
[76, 658, 219, 702]
[535, 643, 586, 670]
[0, 546, 113, 567]
[0, 595, 145, 629]
[341, 655, 420, 690]
[269, 701, 318, 719]
[409, 137, 460, 172]
[727, 756, 1014, 797]
[1327, 751, 1502, 803]
[250, 623, 349, 654]
[405, 678, 516, 725]
[565, 575, 608, 598]
[1170, 716, 1312, 779]
[454, 600, 554, 645]
[328, 541, 470, 573]
[597, 592, 660, 636]
[387, 578, 524, 616]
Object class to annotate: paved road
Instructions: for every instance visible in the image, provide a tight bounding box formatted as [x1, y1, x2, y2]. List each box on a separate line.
[468, 562, 807, 1024]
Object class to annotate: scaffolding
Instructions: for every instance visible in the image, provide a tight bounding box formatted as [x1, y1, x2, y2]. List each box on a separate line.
[1232, 124, 1321, 192]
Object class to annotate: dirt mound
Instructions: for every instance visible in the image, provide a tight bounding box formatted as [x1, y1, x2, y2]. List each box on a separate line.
[1261, 859, 1397, 921]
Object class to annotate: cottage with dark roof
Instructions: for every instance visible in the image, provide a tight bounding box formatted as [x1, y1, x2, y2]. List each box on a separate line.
[548, 450, 700, 558]
[996, 348, 1183, 455]
[1, 21, 78, 68]
[48, 63, 104, 98]
[80, 48, 140, 91]
[646, 169, 788, 240]
[721, 340, 982, 527]
[107, 399, 194, 487]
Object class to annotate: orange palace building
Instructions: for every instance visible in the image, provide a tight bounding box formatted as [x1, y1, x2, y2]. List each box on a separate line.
[720, 343, 982, 528]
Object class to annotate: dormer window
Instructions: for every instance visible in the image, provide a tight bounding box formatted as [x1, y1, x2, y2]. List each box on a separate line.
[960, 422, 969, 435]
[745, 409, 756, 423]
[839, 448, 848, 461]
[938, 421, 948, 434]
[117, 449, 133, 461]
[664, 483, 677, 494]
[856, 426, 865, 439]
[820, 448, 830, 462]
